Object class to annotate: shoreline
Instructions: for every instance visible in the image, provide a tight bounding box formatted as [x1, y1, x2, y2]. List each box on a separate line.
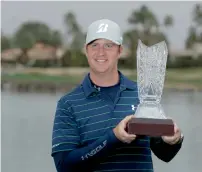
[2, 78, 202, 93]
[2, 67, 202, 93]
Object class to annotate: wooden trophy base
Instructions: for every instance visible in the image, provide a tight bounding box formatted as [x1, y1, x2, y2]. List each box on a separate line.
[127, 117, 174, 136]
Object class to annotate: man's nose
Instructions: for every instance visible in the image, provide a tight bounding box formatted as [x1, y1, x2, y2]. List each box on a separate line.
[98, 46, 105, 56]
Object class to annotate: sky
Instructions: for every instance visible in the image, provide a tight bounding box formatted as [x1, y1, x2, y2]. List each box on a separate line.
[1, 1, 200, 50]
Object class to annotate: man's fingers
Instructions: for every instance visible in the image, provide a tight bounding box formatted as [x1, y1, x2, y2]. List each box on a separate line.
[169, 136, 180, 145]
[174, 123, 180, 133]
[124, 135, 137, 144]
[124, 130, 137, 139]
[162, 129, 181, 144]
[120, 123, 136, 143]
[114, 115, 137, 144]
[121, 126, 136, 138]
[122, 115, 134, 127]
[124, 115, 134, 122]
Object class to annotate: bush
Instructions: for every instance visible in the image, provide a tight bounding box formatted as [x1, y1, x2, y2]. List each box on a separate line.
[60, 49, 88, 67]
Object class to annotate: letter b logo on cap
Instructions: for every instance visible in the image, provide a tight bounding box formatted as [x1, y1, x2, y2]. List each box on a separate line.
[96, 23, 108, 33]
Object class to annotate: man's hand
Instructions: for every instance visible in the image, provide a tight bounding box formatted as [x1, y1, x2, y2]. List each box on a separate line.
[113, 115, 137, 144]
[162, 122, 183, 145]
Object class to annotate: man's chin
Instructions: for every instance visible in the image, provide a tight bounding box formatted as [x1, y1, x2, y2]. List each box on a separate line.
[93, 68, 109, 74]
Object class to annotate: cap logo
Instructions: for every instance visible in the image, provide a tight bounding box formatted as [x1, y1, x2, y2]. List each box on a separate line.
[96, 23, 108, 33]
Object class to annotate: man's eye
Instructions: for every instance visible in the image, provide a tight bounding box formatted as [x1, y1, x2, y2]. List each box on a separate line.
[91, 43, 97, 47]
[105, 43, 113, 48]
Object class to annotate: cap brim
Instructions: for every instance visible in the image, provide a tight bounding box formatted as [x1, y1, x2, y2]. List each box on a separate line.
[86, 36, 121, 45]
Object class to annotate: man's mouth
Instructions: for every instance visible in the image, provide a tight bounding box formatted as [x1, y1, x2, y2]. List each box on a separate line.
[96, 59, 107, 62]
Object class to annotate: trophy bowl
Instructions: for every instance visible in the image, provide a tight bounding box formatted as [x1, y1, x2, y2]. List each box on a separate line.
[127, 40, 174, 136]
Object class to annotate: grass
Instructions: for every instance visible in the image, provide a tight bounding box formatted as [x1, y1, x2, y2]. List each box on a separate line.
[165, 68, 202, 89]
[2, 67, 202, 90]
[126, 67, 202, 90]
[2, 73, 83, 84]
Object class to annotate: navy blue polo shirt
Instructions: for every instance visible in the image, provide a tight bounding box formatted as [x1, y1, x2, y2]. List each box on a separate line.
[52, 71, 153, 171]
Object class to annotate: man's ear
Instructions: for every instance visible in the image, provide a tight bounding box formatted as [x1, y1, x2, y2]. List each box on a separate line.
[118, 45, 123, 59]
[84, 44, 88, 57]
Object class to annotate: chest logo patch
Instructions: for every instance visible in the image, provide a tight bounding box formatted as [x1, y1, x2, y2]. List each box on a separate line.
[131, 105, 136, 111]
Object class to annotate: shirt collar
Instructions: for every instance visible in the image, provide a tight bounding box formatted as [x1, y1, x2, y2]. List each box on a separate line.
[81, 71, 137, 98]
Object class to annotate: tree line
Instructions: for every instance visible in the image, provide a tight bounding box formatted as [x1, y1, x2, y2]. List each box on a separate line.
[1, 4, 202, 68]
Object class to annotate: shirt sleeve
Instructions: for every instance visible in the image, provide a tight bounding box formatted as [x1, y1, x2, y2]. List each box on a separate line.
[51, 99, 80, 155]
[51, 98, 121, 172]
[150, 136, 183, 162]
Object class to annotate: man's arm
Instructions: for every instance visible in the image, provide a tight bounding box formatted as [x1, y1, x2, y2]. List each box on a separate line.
[53, 130, 119, 172]
[150, 135, 183, 162]
[51, 99, 120, 172]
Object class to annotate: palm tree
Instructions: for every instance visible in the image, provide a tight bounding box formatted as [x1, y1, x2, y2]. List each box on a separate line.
[64, 11, 84, 50]
[128, 5, 159, 36]
[185, 3, 202, 48]
[186, 27, 197, 48]
[164, 15, 173, 27]
[193, 4, 202, 27]
[127, 5, 161, 65]
[124, 5, 174, 68]
[123, 29, 139, 68]
[50, 30, 63, 47]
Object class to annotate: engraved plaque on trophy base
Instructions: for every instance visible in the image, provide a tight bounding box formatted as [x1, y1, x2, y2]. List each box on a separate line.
[127, 118, 174, 136]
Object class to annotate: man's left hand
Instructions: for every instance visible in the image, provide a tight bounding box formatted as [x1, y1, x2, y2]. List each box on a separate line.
[162, 122, 183, 145]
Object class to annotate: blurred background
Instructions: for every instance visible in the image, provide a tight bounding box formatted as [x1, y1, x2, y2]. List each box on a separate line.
[1, 1, 202, 172]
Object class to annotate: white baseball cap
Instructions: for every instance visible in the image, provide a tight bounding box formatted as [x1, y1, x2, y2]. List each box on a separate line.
[85, 19, 123, 45]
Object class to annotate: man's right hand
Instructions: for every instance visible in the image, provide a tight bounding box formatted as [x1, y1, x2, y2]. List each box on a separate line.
[113, 115, 137, 144]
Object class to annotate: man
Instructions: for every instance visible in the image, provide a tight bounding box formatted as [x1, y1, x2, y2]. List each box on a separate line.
[51, 19, 184, 172]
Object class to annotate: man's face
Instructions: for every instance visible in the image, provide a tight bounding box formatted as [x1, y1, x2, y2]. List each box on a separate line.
[85, 39, 122, 74]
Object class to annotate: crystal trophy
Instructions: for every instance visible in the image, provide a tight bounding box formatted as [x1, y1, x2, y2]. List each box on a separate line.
[127, 40, 174, 136]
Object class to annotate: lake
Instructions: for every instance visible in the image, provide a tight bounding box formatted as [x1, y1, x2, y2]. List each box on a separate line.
[1, 90, 202, 172]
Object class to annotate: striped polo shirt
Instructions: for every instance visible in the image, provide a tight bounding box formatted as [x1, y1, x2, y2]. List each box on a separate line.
[52, 71, 153, 172]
